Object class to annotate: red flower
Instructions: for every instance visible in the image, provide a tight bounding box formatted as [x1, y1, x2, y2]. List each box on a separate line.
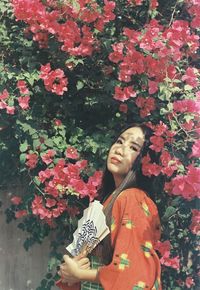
[190, 139, 200, 158]
[15, 210, 28, 218]
[26, 153, 38, 169]
[135, 96, 156, 118]
[160, 254, 180, 270]
[173, 99, 199, 114]
[142, 154, 162, 177]
[155, 240, 180, 270]
[45, 198, 57, 208]
[6, 106, 15, 115]
[38, 168, 52, 183]
[150, 135, 165, 152]
[41, 149, 56, 165]
[154, 121, 168, 136]
[114, 86, 136, 102]
[11, 196, 22, 205]
[189, 209, 200, 235]
[54, 119, 62, 126]
[160, 150, 179, 177]
[109, 42, 124, 63]
[171, 165, 200, 200]
[18, 96, 30, 110]
[40, 63, 68, 95]
[17, 80, 29, 95]
[0, 89, 9, 100]
[182, 67, 199, 88]
[148, 80, 159, 94]
[185, 276, 195, 288]
[65, 146, 79, 159]
[155, 240, 171, 256]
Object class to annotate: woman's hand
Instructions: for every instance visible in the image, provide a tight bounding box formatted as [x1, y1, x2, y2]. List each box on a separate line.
[58, 253, 90, 284]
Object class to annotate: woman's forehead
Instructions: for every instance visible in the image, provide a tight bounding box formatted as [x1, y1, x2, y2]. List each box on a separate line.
[121, 127, 144, 139]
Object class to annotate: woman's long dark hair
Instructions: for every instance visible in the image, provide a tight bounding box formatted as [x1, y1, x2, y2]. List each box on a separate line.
[96, 123, 155, 264]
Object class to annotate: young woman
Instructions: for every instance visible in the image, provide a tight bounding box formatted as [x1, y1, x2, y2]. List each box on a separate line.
[57, 124, 162, 290]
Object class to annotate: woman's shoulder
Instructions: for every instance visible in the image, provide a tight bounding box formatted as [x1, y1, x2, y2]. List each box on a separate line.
[116, 188, 158, 213]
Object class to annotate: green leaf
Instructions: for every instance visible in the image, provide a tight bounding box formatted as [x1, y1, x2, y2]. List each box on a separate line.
[20, 153, 26, 164]
[76, 80, 84, 90]
[162, 206, 177, 221]
[19, 141, 28, 152]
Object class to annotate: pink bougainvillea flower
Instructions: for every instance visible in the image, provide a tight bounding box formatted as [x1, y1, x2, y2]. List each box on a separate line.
[114, 86, 136, 102]
[108, 42, 124, 63]
[171, 165, 200, 200]
[190, 139, 200, 158]
[45, 198, 57, 208]
[150, 135, 165, 152]
[38, 168, 52, 183]
[135, 96, 156, 118]
[40, 63, 68, 95]
[0, 89, 9, 100]
[25, 153, 38, 169]
[155, 240, 171, 256]
[15, 210, 28, 218]
[148, 80, 159, 94]
[17, 80, 29, 95]
[182, 67, 199, 88]
[54, 119, 62, 126]
[11, 196, 22, 205]
[6, 106, 15, 115]
[65, 146, 79, 159]
[18, 96, 30, 110]
[155, 240, 180, 270]
[173, 99, 199, 114]
[189, 209, 200, 235]
[185, 276, 195, 288]
[154, 121, 168, 136]
[41, 149, 56, 165]
[160, 254, 180, 270]
[142, 154, 162, 177]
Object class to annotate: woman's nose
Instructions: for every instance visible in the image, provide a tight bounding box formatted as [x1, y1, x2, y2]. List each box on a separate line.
[115, 146, 123, 156]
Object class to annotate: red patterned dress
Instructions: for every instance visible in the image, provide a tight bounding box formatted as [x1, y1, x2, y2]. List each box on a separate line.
[57, 188, 162, 290]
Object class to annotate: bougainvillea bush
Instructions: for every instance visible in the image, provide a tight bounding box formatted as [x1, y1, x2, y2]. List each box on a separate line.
[0, 0, 199, 289]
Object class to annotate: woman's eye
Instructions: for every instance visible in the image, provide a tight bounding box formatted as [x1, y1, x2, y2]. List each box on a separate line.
[130, 146, 138, 151]
[116, 139, 123, 144]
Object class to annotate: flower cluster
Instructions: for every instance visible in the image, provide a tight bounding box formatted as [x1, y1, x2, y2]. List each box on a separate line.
[135, 96, 156, 118]
[109, 19, 199, 87]
[17, 80, 30, 109]
[155, 240, 180, 270]
[12, 0, 116, 57]
[23, 143, 102, 221]
[189, 209, 200, 235]
[0, 89, 15, 115]
[39, 63, 68, 95]
[167, 165, 200, 200]
[0, 80, 31, 115]
[114, 86, 136, 102]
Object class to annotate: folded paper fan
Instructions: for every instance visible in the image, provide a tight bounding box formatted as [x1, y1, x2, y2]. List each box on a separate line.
[66, 200, 110, 257]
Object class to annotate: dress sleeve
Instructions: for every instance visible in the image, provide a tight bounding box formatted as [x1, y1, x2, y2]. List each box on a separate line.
[98, 188, 162, 290]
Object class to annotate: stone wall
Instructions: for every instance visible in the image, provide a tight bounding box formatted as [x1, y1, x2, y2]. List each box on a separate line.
[0, 186, 57, 290]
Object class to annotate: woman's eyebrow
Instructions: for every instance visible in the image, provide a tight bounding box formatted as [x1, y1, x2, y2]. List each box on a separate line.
[130, 141, 142, 149]
[119, 135, 142, 149]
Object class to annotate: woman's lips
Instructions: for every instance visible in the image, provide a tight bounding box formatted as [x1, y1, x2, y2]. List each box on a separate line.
[111, 157, 121, 164]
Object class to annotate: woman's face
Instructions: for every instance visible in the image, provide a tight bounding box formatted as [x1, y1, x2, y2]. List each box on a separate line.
[107, 127, 145, 187]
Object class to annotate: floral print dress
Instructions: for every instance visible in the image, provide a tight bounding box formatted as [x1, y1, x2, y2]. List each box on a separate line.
[56, 188, 162, 290]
